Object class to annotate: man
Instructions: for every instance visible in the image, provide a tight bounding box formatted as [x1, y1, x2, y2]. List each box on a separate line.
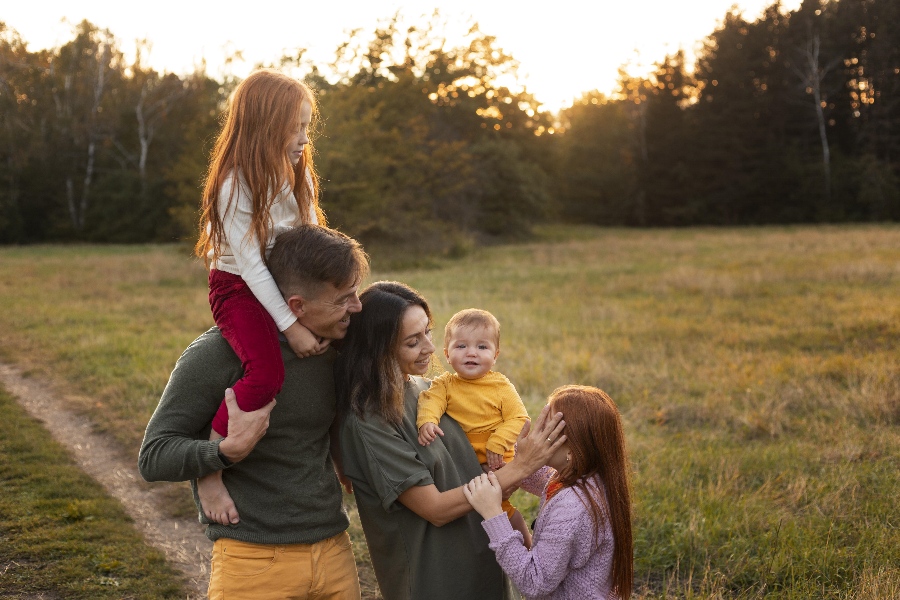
[139, 224, 368, 600]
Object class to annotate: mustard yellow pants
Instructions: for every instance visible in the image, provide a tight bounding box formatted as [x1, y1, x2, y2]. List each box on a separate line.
[466, 432, 518, 519]
[208, 531, 360, 600]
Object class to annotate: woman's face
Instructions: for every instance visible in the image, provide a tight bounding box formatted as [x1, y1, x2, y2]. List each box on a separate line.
[396, 305, 435, 376]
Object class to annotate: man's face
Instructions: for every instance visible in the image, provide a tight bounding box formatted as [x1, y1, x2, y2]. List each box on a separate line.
[297, 279, 362, 340]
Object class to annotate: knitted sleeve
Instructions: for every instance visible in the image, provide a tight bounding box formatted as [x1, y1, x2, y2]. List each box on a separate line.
[519, 466, 553, 497]
[485, 375, 529, 456]
[415, 372, 452, 429]
[481, 489, 597, 597]
[138, 330, 242, 482]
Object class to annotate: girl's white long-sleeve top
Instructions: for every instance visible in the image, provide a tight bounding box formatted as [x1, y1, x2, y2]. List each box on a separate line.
[207, 171, 317, 332]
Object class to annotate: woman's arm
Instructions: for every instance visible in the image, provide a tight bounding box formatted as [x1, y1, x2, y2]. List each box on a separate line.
[492, 404, 566, 495]
[398, 405, 566, 527]
[397, 484, 471, 527]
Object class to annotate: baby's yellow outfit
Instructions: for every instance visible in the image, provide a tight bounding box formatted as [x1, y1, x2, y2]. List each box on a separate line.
[417, 370, 529, 518]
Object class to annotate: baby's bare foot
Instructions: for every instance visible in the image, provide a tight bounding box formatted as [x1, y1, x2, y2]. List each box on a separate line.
[198, 470, 240, 525]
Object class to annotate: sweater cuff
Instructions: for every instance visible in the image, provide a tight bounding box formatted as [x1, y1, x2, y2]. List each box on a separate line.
[415, 417, 439, 429]
[481, 512, 515, 542]
[485, 438, 511, 456]
[206, 440, 231, 470]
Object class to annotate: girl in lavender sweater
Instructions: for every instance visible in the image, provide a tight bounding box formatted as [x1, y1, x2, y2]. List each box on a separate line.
[463, 385, 634, 599]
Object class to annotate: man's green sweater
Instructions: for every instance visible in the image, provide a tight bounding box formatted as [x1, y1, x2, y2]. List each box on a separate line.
[138, 327, 349, 545]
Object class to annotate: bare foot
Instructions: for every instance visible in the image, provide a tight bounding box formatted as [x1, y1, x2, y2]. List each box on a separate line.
[197, 470, 239, 525]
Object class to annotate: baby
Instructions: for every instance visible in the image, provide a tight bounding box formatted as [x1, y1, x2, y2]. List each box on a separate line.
[417, 308, 533, 547]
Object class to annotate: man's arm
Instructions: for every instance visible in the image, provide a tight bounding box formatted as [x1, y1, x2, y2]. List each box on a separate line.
[138, 332, 270, 482]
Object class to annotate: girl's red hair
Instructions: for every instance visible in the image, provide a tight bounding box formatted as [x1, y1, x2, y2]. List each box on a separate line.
[549, 385, 633, 599]
[195, 69, 325, 264]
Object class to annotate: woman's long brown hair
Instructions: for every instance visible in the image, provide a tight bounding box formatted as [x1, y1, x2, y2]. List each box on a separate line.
[335, 281, 433, 425]
[195, 69, 325, 265]
[549, 385, 633, 599]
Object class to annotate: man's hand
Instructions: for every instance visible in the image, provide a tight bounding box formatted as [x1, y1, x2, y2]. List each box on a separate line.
[217, 388, 275, 463]
[284, 321, 331, 358]
[417, 422, 444, 446]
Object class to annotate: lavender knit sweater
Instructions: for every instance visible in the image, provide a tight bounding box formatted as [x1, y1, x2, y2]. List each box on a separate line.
[481, 467, 615, 599]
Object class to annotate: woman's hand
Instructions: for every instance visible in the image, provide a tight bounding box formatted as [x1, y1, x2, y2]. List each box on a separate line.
[513, 404, 566, 474]
[488, 405, 565, 499]
[463, 472, 505, 520]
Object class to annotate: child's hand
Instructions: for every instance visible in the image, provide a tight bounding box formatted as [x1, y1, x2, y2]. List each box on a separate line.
[417, 422, 444, 446]
[486, 450, 506, 471]
[463, 472, 505, 520]
[284, 321, 330, 358]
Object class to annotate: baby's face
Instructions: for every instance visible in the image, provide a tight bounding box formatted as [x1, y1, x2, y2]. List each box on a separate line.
[445, 325, 499, 380]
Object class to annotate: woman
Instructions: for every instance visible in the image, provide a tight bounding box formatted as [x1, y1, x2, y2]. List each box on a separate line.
[335, 281, 566, 600]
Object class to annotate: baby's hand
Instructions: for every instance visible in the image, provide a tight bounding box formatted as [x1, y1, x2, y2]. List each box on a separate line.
[284, 321, 330, 358]
[486, 450, 506, 471]
[463, 472, 505, 520]
[417, 422, 444, 446]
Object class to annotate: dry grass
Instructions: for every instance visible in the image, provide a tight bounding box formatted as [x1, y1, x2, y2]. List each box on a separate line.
[1, 224, 899, 597]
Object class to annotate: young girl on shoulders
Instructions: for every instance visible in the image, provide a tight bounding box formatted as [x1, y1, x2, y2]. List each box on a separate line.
[194, 69, 327, 525]
[463, 385, 633, 599]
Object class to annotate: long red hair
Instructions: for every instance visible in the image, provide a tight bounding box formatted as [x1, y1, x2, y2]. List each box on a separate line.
[549, 385, 633, 599]
[195, 69, 325, 265]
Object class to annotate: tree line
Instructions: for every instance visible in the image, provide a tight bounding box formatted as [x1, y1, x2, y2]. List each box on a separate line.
[560, 0, 899, 226]
[1, 0, 897, 248]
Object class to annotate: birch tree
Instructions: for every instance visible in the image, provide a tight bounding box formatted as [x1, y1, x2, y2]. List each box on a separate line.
[50, 21, 119, 234]
[131, 41, 188, 198]
[793, 29, 841, 202]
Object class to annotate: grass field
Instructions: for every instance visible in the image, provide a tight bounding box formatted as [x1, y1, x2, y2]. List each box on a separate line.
[0, 385, 186, 598]
[0, 224, 898, 598]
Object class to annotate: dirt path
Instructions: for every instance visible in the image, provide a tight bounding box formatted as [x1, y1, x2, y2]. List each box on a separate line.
[0, 362, 211, 598]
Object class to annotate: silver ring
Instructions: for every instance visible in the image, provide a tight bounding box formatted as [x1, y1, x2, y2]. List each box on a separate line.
[547, 437, 552, 443]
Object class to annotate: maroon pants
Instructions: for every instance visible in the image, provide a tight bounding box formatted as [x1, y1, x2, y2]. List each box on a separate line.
[208, 269, 285, 437]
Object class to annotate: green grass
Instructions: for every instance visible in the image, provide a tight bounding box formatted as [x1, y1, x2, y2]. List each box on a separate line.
[0, 385, 186, 598]
[1, 225, 899, 598]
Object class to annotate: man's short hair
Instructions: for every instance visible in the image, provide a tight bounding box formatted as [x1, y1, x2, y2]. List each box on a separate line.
[268, 225, 369, 298]
[444, 308, 501, 349]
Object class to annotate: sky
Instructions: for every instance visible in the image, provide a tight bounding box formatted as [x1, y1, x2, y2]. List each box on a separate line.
[3, 0, 801, 113]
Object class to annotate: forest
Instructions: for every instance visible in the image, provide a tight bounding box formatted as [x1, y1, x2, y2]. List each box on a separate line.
[0, 0, 897, 249]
